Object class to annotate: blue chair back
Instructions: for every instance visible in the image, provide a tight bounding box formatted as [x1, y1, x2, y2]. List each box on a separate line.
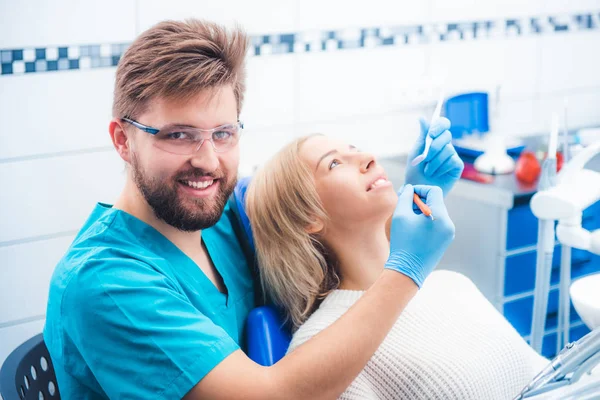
[0, 333, 61, 399]
[246, 306, 292, 366]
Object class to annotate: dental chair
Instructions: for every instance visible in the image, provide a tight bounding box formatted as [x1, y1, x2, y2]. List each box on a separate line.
[246, 306, 292, 366]
[231, 177, 292, 366]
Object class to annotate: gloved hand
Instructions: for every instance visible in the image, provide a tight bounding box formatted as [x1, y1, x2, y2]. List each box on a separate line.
[405, 117, 464, 196]
[384, 184, 455, 287]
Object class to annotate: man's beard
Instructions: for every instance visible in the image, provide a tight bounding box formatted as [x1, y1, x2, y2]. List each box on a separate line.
[131, 155, 237, 232]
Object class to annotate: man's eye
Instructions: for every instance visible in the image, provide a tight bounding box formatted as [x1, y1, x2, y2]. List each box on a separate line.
[213, 130, 232, 141]
[329, 159, 341, 170]
[166, 132, 188, 140]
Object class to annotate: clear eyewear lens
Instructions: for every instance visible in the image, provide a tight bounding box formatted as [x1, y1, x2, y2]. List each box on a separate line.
[152, 124, 242, 155]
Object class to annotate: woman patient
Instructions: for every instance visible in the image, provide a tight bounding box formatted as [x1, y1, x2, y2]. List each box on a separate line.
[245, 133, 548, 399]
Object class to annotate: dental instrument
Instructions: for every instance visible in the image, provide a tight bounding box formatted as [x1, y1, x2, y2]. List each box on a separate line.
[558, 99, 571, 351]
[413, 193, 434, 220]
[411, 90, 445, 167]
[514, 327, 600, 399]
[529, 114, 560, 353]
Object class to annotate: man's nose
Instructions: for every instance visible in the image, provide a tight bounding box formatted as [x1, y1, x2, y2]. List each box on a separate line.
[189, 139, 220, 172]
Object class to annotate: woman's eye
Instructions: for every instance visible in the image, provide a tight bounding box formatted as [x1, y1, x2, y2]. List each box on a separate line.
[329, 159, 341, 170]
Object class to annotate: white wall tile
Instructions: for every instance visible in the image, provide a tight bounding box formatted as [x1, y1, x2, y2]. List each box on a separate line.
[296, 47, 429, 124]
[430, 0, 542, 22]
[538, 31, 600, 94]
[0, 69, 116, 160]
[238, 124, 297, 175]
[0, 319, 45, 367]
[540, 0, 600, 14]
[239, 111, 426, 177]
[240, 54, 296, 130]
[0, 236, 74, 325]
[137, 0, 298, 36]
[0, 150, 124, 243]
[429, 37, 540, 100]
[294, 110, 427, 158]
[538, 89, 600, 131]
[297, 0, 430, 31]
[0, 0, 136, 48]
[498, 37, 541, 99]
[493, 97, 541, 137]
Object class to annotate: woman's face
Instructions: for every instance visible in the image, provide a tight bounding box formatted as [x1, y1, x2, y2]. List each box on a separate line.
[299, 135, 398, 231]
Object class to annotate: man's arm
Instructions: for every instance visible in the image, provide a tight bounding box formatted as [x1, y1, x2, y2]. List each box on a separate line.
[190, 185, 455, 399]
[187, 270, 417, 400]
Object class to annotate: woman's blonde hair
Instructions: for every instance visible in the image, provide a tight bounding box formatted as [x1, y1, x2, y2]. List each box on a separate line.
[246, 135, 340, 329]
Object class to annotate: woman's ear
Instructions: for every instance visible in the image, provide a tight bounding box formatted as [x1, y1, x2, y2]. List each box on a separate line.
[306, 219, 324, 235]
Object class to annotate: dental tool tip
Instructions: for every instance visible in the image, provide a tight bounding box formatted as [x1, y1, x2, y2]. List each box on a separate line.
[430, 215, 435, 221]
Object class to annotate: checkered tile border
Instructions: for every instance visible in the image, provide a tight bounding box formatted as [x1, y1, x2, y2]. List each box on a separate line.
[1, 12, 598, 76]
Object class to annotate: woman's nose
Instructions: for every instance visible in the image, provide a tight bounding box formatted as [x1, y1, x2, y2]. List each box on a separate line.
[359, 153, 376, 173]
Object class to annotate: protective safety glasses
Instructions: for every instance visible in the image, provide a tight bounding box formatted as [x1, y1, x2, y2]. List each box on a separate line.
[122, 117, 244, 155]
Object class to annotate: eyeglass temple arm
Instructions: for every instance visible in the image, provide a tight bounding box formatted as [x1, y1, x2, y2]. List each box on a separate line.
[122, 118, 160, 135]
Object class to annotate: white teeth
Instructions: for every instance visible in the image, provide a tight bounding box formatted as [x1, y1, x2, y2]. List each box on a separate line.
[185, 180, 214, 189]
[369, 178, 387, 190]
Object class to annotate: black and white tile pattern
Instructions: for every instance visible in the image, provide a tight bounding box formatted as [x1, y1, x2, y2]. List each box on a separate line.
[1, 11, 598, 76]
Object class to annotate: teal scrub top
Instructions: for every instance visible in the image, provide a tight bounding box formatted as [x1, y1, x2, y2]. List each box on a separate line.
[43, 199, 255, 399]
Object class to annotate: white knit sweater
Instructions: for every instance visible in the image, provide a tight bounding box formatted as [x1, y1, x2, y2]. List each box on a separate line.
[287, 270, 549, 400]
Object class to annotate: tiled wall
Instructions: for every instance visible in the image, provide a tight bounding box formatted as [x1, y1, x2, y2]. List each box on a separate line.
[1, 0, 599, 366]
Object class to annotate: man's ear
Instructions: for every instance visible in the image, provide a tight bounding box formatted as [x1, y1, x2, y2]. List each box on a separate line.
[109, 118, 133, 163]
[306, 219, 324, 235]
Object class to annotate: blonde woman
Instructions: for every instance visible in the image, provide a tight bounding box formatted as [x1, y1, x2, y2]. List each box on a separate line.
[246, 133, 548, 399]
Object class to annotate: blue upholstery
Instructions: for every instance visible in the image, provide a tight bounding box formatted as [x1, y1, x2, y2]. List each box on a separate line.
[233, 176, 255, 252]
[246, 306, 292, 366]
[233, 178, 292, 365]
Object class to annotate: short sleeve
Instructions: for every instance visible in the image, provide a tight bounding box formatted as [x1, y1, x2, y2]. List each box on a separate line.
[61, 257, 239, 399]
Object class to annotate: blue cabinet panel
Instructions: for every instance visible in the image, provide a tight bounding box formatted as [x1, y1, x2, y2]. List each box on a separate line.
[504, 248, 591, 296]
[504, 289, 578, 336]
[506, 200, 599, 251]
[506, 205, 538, 250]
[540, 323, 591, 358]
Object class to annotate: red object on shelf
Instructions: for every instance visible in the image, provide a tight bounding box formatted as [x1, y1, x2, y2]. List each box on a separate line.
[461, 163, 494, 184]
[557, 151, 564, 171]
[515, 151, 541, 184]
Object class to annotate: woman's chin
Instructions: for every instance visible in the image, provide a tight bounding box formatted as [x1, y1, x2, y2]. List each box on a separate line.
[369, 198, 398, 226]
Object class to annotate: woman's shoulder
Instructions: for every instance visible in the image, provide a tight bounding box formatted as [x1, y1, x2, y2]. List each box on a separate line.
[286, 292, 354, 354]
[423, 270, 479, 292]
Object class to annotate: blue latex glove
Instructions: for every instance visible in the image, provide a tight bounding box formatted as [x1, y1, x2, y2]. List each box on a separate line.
[384, 184, 455, 288]
[405, 117, 464, 196]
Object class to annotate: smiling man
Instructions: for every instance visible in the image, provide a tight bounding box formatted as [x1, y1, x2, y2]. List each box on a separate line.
[43, 19, 462, 399]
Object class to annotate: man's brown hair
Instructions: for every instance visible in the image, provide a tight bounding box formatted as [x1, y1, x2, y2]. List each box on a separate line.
[112, 19, 249, 119]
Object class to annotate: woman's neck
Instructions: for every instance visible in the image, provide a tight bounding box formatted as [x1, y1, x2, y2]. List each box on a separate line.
[326, 222, 390, 291]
